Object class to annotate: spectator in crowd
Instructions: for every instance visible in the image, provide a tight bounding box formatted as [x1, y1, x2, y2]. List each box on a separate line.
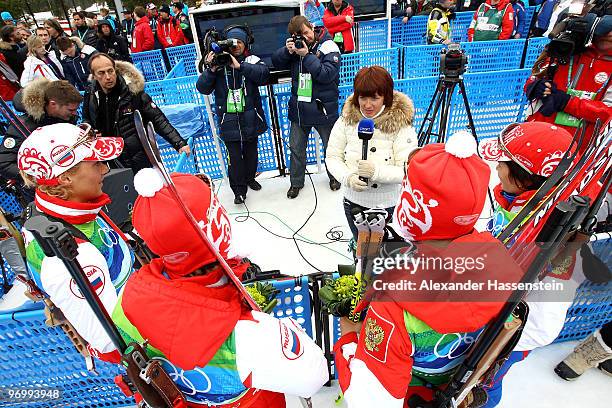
[0, 26, 26, 78]
[147, 3, 162, 49]
[418, 0, 438, 15]
[131, 6, 155, 53]
[0, 53, 19, 101]
[510, 0, 526, 38]
[323, 0, 355, 54]
[121, 9, 135, 43]
[72, 11, 98, 47]
[542, 0, 572, 37]
[83, 54, 190, 172]
[197, 25, 269, 204]
[467, 0, 514, 41]
[525, 22, 612, 152]
[16, 23, 32, 43]
[172, 2, 193, 43]
[21, 36, 64, 86]
[272, 15, 342, 199]
[304, 0, 326, 28]
[532, 0, 558, 37]
[44, 19, 66, 60]
[157, 5, 187, 49]
[326, 66, 418, 240]
[392, 0, 418, 24]
[0, 12, 14, 26]
[427, 0, 456, 44]
[99, 8, 119, 34]
[36, 27, 50, 46]
[57, 36, 98, 91]
[97, 19, 131, 62]
[0, 79, 82, 190]
[19, 122, 133, 364]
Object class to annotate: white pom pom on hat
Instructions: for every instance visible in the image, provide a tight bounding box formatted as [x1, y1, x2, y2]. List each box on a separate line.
[445, 130, 477, 159]
[134, 168, 165, 197]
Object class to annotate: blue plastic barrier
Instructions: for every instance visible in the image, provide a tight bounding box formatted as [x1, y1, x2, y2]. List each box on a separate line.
[270, 277, 313, 337]
[0, 258, 16, 297]
[450, 10, 475, 43]
[164, 59, 187, 80]
[524, 36, 550, 69]
[402, 44, 443, 78]
[340, 48, 400, 85]
[165, 43, 198, 77]
[131, 49, 167, 81]
[0, 191, 22, 216]
[358, 19, 388, 52]
[462, 39, 525, 73]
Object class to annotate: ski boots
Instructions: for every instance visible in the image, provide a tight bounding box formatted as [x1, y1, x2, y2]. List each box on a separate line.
[554, 330, 612, 381]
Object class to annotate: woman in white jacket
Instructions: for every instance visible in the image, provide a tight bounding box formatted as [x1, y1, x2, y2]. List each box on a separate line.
[21, 35, 64, 87]
[327, 66, 418, 239]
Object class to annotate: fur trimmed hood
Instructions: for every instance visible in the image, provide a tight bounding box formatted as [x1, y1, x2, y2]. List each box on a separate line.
[115, 61, 145, 94]
[342, 91, 414, 135]
[20, 77, 51, 121]
[0, 41, 16, 51]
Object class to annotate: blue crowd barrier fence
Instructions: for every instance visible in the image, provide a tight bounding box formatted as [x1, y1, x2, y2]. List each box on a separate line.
[165, 43, 198, 77]
[524, 36, 550, 70]
[340, 47, 400, 85]
[131, 49, 167, 81]
[357, 19, 389, 52]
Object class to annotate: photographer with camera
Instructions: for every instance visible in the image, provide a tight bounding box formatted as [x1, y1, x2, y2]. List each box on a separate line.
[196, 26, 269, 205]
[272, 15, 342, 199]
[525, 11, 612, 150]
[427, 0, 456, 44]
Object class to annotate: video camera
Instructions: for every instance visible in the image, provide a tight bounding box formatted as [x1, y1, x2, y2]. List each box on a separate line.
[440, 43, 468, 78]
[548, 0, 612, 60]
[202, 28, 238, 68]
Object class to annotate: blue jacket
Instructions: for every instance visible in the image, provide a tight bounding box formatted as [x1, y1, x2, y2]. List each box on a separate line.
[196, 54, 270, 143]
[60, 43, 97, 91]
[512, 0, 527, 37]
[535, 0, 558, 31]
[272, 38, 341, 127]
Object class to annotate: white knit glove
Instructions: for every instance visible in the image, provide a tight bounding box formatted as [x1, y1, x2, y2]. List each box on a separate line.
[347, 174, 368, 192]
[357, 160, 376, 180]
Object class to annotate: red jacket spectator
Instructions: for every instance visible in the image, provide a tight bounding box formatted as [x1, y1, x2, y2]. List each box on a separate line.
[323, 0, 355, 53]
[131, 15, 155, 53]
[467, 0, 514, 42]
[0, 53, 19, 101]
[156, 16, 187, 49]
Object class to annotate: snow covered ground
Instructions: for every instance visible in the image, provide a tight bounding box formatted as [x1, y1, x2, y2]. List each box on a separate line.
[216, 167, 611, 408]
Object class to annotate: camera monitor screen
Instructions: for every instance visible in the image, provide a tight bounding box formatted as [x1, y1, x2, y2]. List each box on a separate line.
[352, 0, 388, 19]
[192, 0, 301, 72]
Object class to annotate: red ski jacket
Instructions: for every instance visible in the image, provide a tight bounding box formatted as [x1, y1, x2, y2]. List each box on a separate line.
[525, 46, 612, 150]
[131, 16, 155, 53]
[0, 54, 19, 101]
[156, 16, 188, 49]
[467, 0, 514, 42]
[323, 1, 355, 53]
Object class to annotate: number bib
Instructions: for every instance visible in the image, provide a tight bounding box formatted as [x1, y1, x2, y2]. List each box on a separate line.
[554, 88, 597, 127]
[297, 73, 313, 102]
[227, 88, 245, 113]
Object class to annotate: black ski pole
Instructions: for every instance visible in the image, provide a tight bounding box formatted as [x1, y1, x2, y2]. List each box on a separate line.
[0, 97, 30, 139]
[24, 215, 127, 352]
[410, 196, 590, 408]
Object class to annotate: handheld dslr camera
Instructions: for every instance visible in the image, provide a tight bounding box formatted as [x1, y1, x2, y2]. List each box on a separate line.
[292, 34, 306, 49]
[202, 28, 238, 68]
[440, 43, 468, 78]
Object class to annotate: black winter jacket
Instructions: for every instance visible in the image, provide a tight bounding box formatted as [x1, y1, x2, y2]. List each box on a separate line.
[72, 26, 98, 47]
[196, 54, 269, 143]
[82, 61, 187, 173]
[0, 42, 26, 78]
[96, 34, 132, 62]
[271, 36, 341, 127]
[59, 38, 98, 91]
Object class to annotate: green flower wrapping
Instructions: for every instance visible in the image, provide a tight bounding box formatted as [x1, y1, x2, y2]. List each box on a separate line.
[245, 282, 279, 313]
[319, 275, 358, 317]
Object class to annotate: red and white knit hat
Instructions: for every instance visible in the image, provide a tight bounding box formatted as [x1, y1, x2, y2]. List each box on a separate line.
[18, 123, 124, 186]
[394, 131, 490, 241]
[132, 169, 232, 278]
[479, 122, 573, 177]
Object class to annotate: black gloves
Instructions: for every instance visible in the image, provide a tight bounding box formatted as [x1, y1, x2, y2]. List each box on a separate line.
[539, 88, 571, 117]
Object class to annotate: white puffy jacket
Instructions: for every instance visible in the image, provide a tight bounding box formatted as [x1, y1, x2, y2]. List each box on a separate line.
[326, 91, 419, 209]
[20, 54, 64, 87]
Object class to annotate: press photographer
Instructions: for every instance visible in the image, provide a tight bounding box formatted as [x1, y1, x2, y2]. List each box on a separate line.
[196, 25, 270, 204]
[525, 2, 612, 146]
[272, 15, 342, 199]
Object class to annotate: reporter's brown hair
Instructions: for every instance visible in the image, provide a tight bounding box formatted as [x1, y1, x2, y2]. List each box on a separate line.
[352, 66, 395, 109]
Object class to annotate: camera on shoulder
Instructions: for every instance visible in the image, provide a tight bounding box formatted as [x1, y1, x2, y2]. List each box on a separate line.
[203, 28, 237, 68]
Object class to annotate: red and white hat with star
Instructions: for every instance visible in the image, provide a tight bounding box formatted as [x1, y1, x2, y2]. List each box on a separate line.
[394, 131, 491, 241]
[479, 122, 573, 177]
[132, 169, 232, 278]
[18, 123, 124, 186]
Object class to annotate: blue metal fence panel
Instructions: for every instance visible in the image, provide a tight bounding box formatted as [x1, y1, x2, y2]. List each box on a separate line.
[340, 48, 400, 85]
[131, 49, 167, 81]
[0, 190, 23, 215]
[403, 44, 443, 78]
[522, 6, 537, 38]
[450, 11, 474, 43]
[358, 19, 388, 51]
[463, 39, 525, 73]
[165, 43, 198, 77]
[391, 15, 427, 46]
[524, 36, 550, 69]
[164, 59, 187, 80]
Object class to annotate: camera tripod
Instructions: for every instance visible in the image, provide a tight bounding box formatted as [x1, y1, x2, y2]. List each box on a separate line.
[417, 74, 478, 147]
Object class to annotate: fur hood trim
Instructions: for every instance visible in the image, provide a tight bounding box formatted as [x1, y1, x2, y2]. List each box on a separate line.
[116, 61, 145, 94]
[342, 91, 414, 135]
[21, 77, 51, 121]
[0, 41, 15, 51]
